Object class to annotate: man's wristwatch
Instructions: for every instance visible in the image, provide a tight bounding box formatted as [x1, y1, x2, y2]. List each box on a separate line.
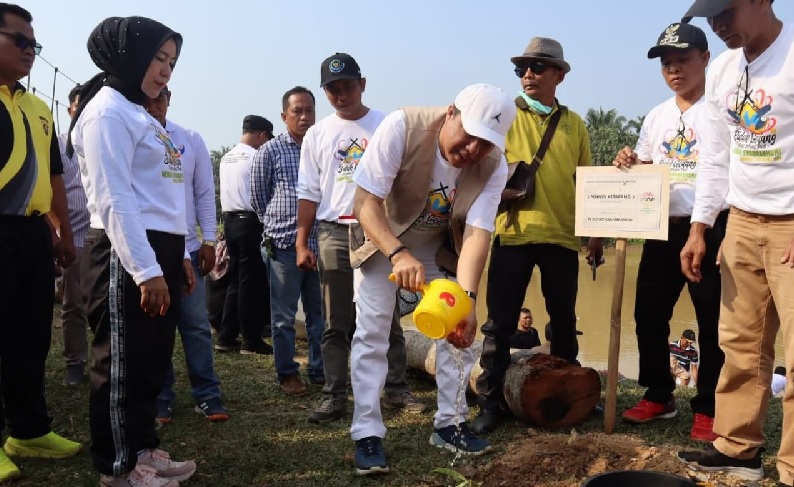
[465, 290, 477, 301]
[201, 240, 216, 248]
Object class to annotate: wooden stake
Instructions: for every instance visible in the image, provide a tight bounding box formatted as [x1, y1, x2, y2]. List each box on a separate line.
[605, 237, 628, 434]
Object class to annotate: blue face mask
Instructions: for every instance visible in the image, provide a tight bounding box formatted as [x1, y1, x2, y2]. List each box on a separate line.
[517, 91, 553, 115]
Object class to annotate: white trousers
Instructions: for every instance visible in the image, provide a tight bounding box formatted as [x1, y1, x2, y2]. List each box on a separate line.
[350, 230, 476, 440]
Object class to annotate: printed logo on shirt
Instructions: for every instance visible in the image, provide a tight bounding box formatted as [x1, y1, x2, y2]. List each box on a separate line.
[152, 122, 184, 183]
[412, 181, 457, 231]
[657, 124, 698, 183]
[335, 137, 368, 182]
[724, 84, 781, 163]
[39, 116, 49, 136]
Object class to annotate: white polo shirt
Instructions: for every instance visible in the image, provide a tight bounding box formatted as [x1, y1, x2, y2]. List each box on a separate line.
[219, 142, 257, 213]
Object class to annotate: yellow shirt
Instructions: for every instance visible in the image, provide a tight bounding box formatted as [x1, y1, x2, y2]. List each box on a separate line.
[495, 104, 591, 251]
[0, 83, 57, 216]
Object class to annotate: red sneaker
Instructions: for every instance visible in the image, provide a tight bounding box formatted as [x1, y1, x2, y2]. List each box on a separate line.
[690, 413, 719, 442]
[622, 397, 677, 423]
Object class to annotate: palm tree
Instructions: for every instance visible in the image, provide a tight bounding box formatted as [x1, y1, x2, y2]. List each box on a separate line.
[585, 107, 627, 131]
[211, 145, 233, 225]
[626, 115, 646, 134]
[210, 146, 232, 165]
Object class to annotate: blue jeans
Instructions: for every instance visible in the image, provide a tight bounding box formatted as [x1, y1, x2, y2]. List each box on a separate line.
[263, 245, 324, 382]
[158, 251, 222, 403]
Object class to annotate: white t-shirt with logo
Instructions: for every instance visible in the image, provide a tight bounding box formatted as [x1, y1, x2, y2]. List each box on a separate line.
[297, 109, 385, 223]
[219, 142, 257, 213]
[166, 120, 216, 252]
[352, 110, 507, 234]
[72, 86, 187, 285]
[692, 23, 794, 225]
[635, 97, 708, 217]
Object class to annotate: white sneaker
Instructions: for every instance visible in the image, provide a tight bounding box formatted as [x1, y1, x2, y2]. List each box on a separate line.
[137, 449, 196, 482]
[99, 464, 179, 487]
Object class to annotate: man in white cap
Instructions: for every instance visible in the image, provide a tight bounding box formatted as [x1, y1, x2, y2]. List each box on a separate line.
[473, 36, 602, 434]
[347, 83, 516, 475]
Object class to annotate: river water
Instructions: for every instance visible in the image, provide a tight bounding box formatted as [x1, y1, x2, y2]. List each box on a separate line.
[466, 245, 787, 380]
[295, 245, 785, 379]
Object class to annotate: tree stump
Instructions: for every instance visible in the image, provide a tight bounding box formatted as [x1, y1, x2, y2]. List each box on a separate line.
[504, 352, 602, 428]
[404, 329, 601, 428]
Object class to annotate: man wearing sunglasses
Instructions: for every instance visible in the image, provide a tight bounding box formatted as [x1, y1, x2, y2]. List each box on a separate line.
[678, 0, 794, 485]
[0, 2, 82, 483]
[612, 22, 728, 444]
[472, 37, 602, 435]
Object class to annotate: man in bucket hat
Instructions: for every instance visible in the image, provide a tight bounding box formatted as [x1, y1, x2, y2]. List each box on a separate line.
[472, 37, 602, 435]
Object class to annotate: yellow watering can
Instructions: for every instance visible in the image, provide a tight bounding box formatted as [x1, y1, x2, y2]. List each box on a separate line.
[389, 274, 471, 339]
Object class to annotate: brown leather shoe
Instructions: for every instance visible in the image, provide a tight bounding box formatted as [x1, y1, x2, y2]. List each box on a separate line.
[280, 375, 308, 396]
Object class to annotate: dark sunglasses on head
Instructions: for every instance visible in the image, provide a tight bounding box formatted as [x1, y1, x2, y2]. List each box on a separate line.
[0, 30, 42, 54]
[514, 60, 553, 77]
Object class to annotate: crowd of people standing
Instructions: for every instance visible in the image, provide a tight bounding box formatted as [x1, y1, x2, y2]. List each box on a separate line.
[1, 0, 793, 485]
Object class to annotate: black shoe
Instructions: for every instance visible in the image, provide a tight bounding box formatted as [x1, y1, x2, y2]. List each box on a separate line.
[471, 409, 502, 435]
[214, 339, 241, 352]
[240, 340, 273, 355]
[779, 483, 792, 487]
[308, 395, 347, 424]
[63, 364, 86, 386]
[677, 445, 763, 481]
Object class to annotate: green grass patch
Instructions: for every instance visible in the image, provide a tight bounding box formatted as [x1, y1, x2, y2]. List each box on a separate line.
[8, 308, 785, 486]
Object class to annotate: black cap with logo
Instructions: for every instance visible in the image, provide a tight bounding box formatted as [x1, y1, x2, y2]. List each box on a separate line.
[320, 52, 362, 87]
[682, 329, 697, 342]
[242, 115, 273, 134]
[647, 22, 708, 59]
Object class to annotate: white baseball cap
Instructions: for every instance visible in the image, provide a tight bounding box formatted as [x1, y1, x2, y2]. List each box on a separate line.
[454, 83, 516, 152]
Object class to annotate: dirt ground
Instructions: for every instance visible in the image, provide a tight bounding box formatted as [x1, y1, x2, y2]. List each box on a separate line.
[473, 431, 752, 487]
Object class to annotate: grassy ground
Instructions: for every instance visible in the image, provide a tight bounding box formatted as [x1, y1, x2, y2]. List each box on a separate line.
[7, 308, 785, 486]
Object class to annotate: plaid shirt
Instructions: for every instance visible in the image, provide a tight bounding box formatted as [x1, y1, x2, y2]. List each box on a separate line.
[250, 132, 318, 253]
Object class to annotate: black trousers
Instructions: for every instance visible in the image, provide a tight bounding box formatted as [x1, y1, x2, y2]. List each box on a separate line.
[219, 212, 270, 345]
[0, 215, 54, 442]
[83, 228, 183, 476]
[636, 211, 727, 416]
[477, 240, 579, 410]
[205, 271, 230, 333]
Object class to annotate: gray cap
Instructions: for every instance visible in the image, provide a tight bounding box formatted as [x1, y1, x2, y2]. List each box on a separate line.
[681, 0, 732, 22]
[510, 37, 571, 73]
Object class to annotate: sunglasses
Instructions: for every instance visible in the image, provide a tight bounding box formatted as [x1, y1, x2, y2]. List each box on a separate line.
[0, 30, 42, 54]
[514, 60, 553, 77]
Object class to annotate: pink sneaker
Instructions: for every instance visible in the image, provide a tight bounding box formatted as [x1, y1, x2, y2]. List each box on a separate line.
[137, 449, 196, 483]
[99, 464, 178, 487]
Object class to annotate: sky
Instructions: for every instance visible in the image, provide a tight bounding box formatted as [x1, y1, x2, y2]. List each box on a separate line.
[20, 0, 794, 151]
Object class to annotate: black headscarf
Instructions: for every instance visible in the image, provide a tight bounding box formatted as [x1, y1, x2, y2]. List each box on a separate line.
[66, 16, 183, 157]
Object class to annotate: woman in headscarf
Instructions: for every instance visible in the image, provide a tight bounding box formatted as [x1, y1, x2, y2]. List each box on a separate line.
[70, 16, 196, 487]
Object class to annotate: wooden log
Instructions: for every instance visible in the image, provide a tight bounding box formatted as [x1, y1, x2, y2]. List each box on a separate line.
[404, 329, 601, 428]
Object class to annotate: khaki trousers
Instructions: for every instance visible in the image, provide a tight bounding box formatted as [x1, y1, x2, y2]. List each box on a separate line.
[713, 207, 794, 484]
